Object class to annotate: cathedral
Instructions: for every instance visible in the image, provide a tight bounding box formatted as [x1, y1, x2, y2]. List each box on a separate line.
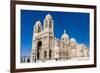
[31, 13, 89, 62]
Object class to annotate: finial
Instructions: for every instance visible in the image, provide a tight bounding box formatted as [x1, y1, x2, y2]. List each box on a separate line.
[64, 30, 66, 34]
[47, 13, 50, 15]
[46, 13, 51, 17]
[46, 13, 52, 20]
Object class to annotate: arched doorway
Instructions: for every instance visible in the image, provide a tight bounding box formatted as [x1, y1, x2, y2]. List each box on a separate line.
[37, 41, 42, 60]
[44, 51, 47, 59]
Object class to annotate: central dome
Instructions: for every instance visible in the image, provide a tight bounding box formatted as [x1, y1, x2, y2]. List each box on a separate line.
[45, 13, 52, 20]
[61, 30, 69, 40]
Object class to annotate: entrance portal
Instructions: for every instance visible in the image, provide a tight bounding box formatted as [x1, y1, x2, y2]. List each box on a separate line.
[37, 41, 42, 60]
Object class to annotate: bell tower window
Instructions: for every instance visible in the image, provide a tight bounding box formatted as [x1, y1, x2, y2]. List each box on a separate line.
[35, 27, 37, 33]
[37, 25, 41, 33]
[49, 21, 52, 28]
[44, 51, 47, 58]
[45, 21, 48, 28]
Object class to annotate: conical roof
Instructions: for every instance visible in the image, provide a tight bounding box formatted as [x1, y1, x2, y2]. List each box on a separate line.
[45, 13, 52, 20]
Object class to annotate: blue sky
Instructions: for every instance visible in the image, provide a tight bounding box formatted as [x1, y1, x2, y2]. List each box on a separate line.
[21, 10, 90, 57]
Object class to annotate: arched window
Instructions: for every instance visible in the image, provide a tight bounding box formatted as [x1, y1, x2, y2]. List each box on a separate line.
[37, 41, 42, 50]
[35, 27, 37, 33]
[44, 51, 47, 58]
[45, 21, 48, 28]
[49, 21, 52, 28]
[38, 26, 41, 33]
[62, 43, 64, 48]
[49, 50, 52, 59]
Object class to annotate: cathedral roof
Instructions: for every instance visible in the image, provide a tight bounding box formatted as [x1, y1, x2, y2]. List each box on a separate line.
[61, 30, 69, 40]
[45, 13, 52, 20]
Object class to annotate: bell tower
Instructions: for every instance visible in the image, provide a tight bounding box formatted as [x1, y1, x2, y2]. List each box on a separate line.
[41, 13, 55, 60]
[31, 13, 55, 62]
[44, 13, 54, 34]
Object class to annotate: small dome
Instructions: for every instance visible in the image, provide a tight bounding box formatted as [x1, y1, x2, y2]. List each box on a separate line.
[45, 13, 52, 20]
[83, 44, 86, 49]
[70, 38, 76, 43]
[35, 20, 41, 26]
[61, 30, 69, 40]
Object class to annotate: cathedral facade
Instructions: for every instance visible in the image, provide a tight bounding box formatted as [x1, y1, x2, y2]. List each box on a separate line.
[31, 13, 89, 62]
